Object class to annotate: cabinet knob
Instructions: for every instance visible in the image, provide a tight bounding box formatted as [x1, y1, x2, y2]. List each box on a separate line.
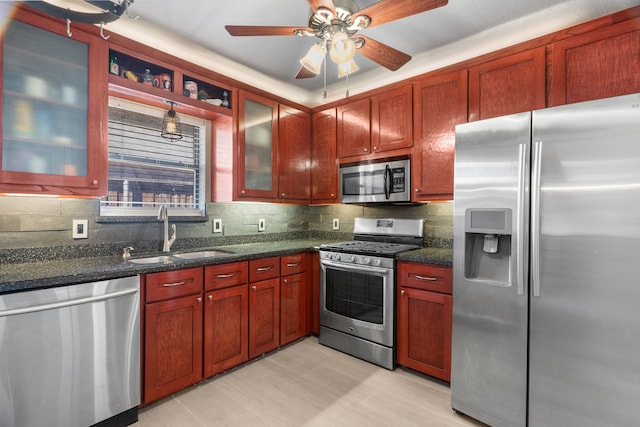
[241, 190, 246, 195]
[197, 297, 202, 303]
[372, 146, 377, 151]
[283, 278, 288, 283]
[92, 180, 98, 186]
[252, 285, 257, 291]
[208, 294, 213, 301]
[401, 290, 406, 296]
[415, 188, 419, 193]
[281, 193, 286, 197]
[363, 148, 368, 152]
[331, 193, 335, 198]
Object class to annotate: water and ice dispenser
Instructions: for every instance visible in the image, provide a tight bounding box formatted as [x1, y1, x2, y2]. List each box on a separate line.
[464, 208, 512, 286]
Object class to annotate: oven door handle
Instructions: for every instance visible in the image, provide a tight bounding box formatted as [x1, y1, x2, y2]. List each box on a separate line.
[321, 259, 391, 275]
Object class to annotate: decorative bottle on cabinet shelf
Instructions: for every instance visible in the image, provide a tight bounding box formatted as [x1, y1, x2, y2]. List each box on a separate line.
[109, 55, 119, 75]
[142, 69, 153, 86]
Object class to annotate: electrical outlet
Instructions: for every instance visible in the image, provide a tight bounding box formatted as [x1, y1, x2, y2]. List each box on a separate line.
[72, 219, 88, 239]
[258, 218, 266, 232]
[332, 218, 340, 231]
[213, 218, 222, 233]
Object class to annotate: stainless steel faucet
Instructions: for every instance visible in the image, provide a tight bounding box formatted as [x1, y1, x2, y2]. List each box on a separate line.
[157, 204, 176, 252]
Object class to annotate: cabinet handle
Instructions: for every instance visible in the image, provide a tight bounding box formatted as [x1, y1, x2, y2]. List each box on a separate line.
[283, 278, 288, 283]
[286, 263, 300, 268]
[256, 266, 274, 272]
[252, 285, 257, 291]
[401, 290, 406, 295]
[162, 281, 187, 287]
[208, 295, 213, 301]
[197, 297, 202, 303]
[415, 275, 438, 281]
[216, 272, 238, 279]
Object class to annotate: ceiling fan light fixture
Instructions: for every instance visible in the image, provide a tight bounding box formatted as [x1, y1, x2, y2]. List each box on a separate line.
[337, 58, 359, 78]
[329, 32, 356, 64]
[299, 43, 325, 75]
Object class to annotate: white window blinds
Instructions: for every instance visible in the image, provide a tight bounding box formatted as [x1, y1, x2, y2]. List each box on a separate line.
[100, 99, 207, 216]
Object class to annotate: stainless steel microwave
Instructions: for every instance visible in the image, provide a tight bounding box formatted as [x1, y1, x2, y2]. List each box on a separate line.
[340, 158, 411, 204]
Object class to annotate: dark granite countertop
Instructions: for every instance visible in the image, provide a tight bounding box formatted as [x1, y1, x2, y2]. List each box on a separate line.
[1, 239, 452, 294]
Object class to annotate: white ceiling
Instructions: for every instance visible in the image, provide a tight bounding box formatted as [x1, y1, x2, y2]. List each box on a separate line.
[36, 0, 640, 106]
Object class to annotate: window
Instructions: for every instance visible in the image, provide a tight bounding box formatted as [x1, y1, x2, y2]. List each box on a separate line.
[100, 98, 208, 216]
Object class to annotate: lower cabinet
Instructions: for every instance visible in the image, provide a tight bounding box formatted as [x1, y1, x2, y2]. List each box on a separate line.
[203, 261, 249, 378]
[396, 262, 452, 382]
[280, 253, 309, 346]
[143, 254, 311, 404]
[143, 268, 204, 403]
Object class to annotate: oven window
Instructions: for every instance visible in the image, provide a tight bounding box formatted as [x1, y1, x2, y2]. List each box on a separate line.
[325, 268, 384, 324]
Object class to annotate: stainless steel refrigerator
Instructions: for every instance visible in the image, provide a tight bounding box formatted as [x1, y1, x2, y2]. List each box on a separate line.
[451, 93, 640, 427]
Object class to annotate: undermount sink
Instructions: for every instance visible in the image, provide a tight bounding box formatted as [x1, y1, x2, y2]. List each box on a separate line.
[172, 250, 233, 259]
[128, 255, 176, 265]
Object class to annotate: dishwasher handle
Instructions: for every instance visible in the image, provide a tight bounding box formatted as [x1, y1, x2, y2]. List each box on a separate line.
[0, 287, 138, 318]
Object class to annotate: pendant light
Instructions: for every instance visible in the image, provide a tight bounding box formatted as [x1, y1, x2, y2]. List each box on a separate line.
[161, 101, 182, 141]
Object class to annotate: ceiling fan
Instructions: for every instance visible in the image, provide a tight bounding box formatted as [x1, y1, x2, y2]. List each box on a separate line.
[226, 0, 448, 79]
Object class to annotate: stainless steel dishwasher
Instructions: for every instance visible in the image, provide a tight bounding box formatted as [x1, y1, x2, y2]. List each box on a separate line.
[0, 276, 140, 427]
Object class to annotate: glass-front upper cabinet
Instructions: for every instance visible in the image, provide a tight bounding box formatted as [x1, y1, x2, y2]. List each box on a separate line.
[1, 8, 107, 196]
[237, 90, 278, 199]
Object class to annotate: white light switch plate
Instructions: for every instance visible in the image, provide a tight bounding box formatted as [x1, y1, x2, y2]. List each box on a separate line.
[72, 219, 88, 239]
[258, 218, 265, 232]
[213, 218, 222, 233]
[332, 218, 340, 231]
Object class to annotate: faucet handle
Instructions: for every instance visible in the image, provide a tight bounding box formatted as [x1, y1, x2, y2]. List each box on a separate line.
[122, 246, 134, 261]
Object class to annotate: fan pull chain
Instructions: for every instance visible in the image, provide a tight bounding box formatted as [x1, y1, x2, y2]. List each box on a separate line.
[345, 71, 350, 98]
[322, 48, 327, 99]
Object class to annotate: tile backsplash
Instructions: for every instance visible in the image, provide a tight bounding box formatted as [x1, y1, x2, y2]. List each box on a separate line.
[0, 195, 452, 256]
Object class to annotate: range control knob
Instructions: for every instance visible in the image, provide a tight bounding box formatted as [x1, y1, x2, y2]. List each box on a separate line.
[348, 255, 356, 263]
[372, 258, 382, 266]
[362, 257, 371, 265]
[333, 253, 341, 261]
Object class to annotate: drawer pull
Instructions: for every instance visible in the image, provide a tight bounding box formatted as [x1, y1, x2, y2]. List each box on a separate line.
[415, 275, 438, 282]
[162, 281, 187, 287]
[216, 272, 238, 279]
[256, 266, 274, 272]
[286, 263, 300, 268]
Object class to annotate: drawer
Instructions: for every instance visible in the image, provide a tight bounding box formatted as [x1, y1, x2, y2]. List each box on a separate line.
[280, 253, 306, 276]
[145, 267, 203, 303]
[397, 262, 452, 294]
[205, 261, 248, 291]
[249, 257, 280, 282]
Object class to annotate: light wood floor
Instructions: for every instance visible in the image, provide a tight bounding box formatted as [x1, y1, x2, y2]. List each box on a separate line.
[134, 337, 486, 427]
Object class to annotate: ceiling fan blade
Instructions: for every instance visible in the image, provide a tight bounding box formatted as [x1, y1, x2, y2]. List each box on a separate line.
[225, 25, 311, 37]
[357, 35, 411, 71]
[295, 66, 318, 79]
[308, 0, 336, 15]
[354, 0, 448, 29]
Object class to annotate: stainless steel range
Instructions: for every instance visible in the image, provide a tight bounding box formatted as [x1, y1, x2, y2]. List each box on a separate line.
[319, 217, 424, 369]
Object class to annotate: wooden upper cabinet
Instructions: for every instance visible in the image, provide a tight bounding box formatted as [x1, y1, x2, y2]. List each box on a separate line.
[337, 98, 371, 157]
[549, 20, 640, 107]
[371, 85, 413, 153]
[278, 104, 311, 202]
[237, 90, 278, 200]
[412, 69, 467, 201]
[469, 47, 546, 121]
[1, 8, 108, 196]
[311, 108, 339, 204]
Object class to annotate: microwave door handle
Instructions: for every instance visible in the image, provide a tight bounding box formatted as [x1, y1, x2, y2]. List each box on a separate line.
[384, 165, 391, 199]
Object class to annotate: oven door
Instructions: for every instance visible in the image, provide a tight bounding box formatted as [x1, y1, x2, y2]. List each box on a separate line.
[319, 257, 394, 347]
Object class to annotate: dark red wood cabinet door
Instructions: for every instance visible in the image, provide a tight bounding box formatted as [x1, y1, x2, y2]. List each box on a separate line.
[203, 285, 249, 378]
[144, 294, 203, 403]
[469, 47, 546, 121]
[550, 20, 640, 106]
[278, 104, 311, 202]
[337, 98, 371, 158]
[397, 287, 452, 382]
[371, 85, 413, 153]
[280, 272, 308, 346]
[311, 108, 339, 204]
[412, 69, 467, 201]
[249, 278, 281, 358]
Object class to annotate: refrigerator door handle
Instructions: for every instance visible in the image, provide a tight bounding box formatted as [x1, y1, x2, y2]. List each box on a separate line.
[531, 140, 543, 297]
[516, 143, 529, 295]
